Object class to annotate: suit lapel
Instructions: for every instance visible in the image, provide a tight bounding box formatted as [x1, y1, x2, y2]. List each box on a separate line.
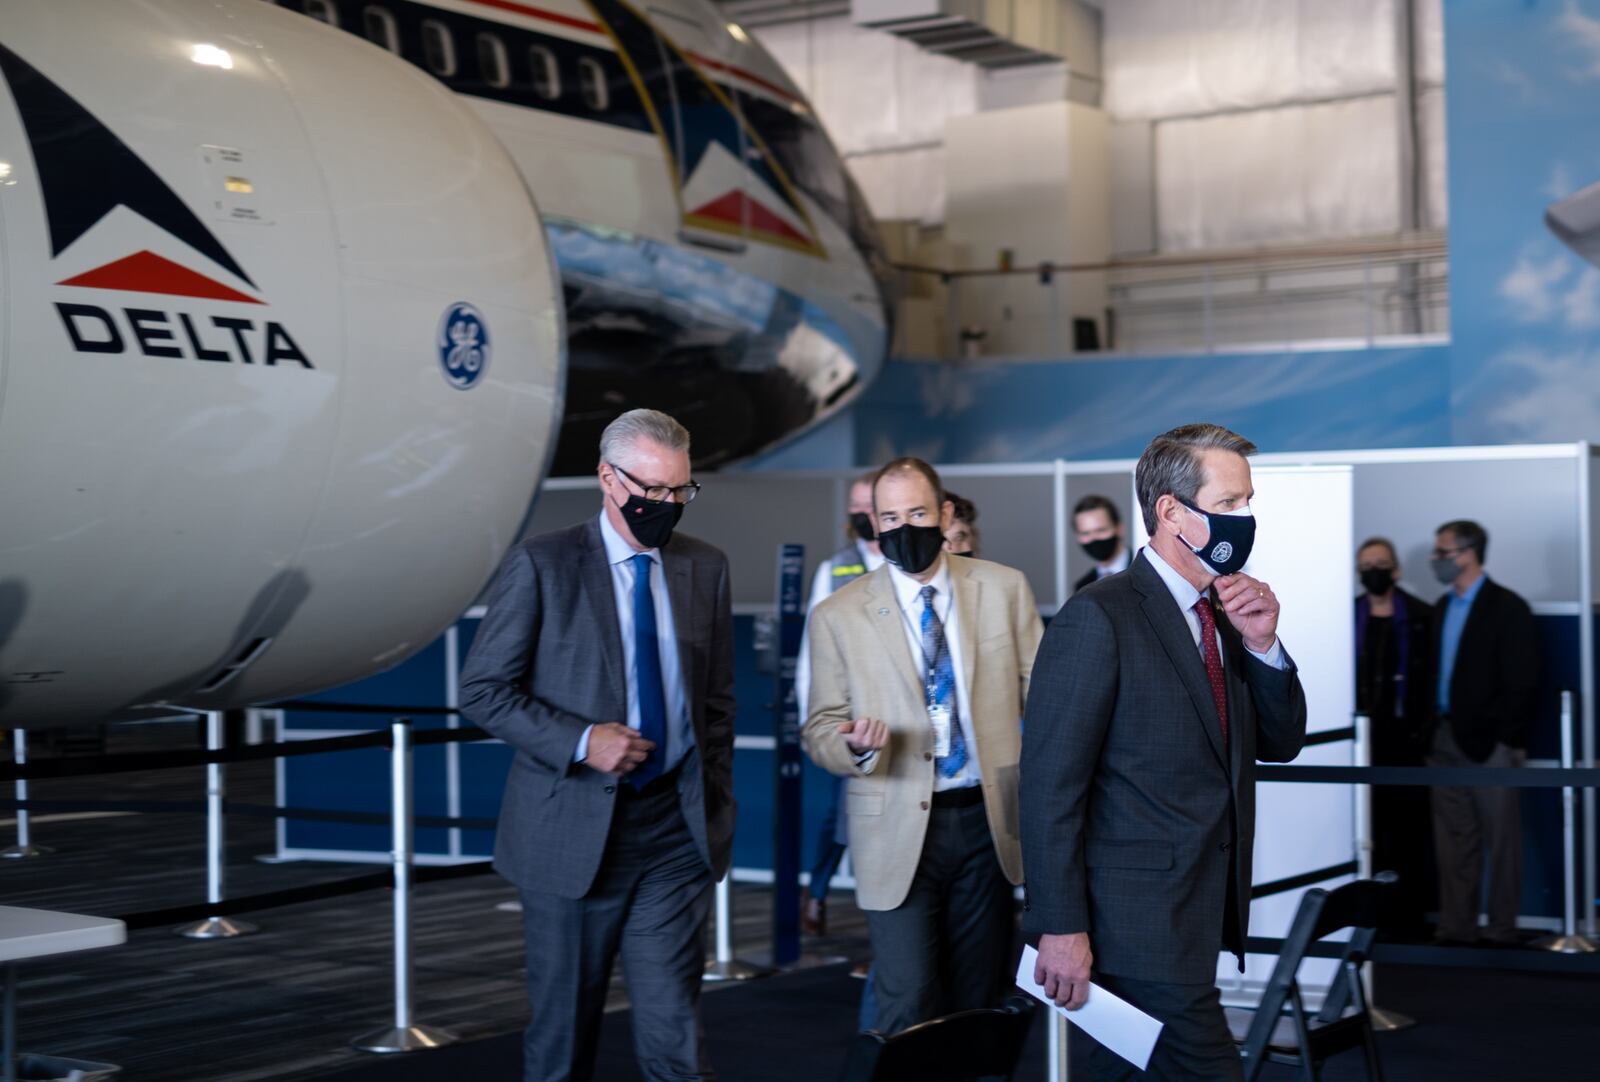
[862, 568, 924, 704]
[1217, 597, 1246, 784]
[581, 518, 625, 706]
[950, 556, 979, 699]
[665, 545, 696, 709]
[1132, 554, 1228, 773]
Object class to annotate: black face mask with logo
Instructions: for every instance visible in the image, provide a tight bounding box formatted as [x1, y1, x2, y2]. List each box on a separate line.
[617, 492, 685, 550]
[879, 523, 946, 575]
[850, 511, 877, 543]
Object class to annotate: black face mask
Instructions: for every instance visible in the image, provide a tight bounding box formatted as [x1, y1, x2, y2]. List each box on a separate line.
[850, 511, 877, 543]
[1081, 536, 1119, 563]
[1360, 567, 1395, 597]
[879, 523, 945, 575]
[617, 493, 685, 550]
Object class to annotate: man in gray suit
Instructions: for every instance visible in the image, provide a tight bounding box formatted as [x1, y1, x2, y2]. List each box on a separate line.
[460, 409, 735, 1082]
[1022, 423, 1307, 1080]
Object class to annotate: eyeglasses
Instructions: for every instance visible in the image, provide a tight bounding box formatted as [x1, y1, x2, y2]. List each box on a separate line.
[1430, 545, 1466, 560]
[610, 462, 701, 504]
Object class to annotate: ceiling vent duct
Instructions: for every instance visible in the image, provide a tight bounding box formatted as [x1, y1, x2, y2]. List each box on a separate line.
[850, 0, 1099, 70]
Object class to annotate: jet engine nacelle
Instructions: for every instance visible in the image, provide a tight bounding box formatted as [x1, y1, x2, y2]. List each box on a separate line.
[0, 0, 565, 726]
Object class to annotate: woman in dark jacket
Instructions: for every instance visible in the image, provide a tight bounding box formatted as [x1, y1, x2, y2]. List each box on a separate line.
[1355, 537, 1436, 937]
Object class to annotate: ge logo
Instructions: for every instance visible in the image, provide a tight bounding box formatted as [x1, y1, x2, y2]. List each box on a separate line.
[438, 302, 489, 389]
[1211, 541, 1234, 564]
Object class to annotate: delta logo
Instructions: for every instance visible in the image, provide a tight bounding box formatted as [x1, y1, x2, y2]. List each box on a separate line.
[0, 43, 312, 369]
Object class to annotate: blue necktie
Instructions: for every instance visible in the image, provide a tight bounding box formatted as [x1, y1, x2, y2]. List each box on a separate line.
[630, 553, 667, 788]
[920, 586, 967, 777]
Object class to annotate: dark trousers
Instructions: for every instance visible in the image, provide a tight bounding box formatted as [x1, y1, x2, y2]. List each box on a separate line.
[1428, 725, 1524, 942]
[864, 798, 1013, 1036]
[1076, 972, 1241, 1082]
[517, 786, 714, 1082]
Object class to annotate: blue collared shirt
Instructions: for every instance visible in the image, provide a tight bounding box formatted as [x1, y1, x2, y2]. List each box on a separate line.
[1144, 547, 1287, 670]
[1437, 573, 1486, 715]
[574, 512, 693, 768]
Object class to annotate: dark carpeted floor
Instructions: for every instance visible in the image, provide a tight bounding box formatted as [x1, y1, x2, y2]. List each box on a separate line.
[312, 961, 1600, 1081]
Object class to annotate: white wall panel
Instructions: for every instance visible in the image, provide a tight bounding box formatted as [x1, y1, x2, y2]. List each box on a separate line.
[1418, 84, 1449, 228]
[755, 15, 975, 224]
[1156, 96, 1400, 251]
[1102, 0, 1396, 118]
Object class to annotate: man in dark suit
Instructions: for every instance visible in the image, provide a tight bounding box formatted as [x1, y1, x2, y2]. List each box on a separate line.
[460, 408, 735, 1082]
[1426, 519, 1538, 946]
[1072, 494, 1130, 593]
[1022, 423, 1307, 1080]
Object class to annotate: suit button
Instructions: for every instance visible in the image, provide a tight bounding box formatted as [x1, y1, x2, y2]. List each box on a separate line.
[1219, 841, 1231, 852]
[924, 753, 933, 762]
[920, 801, 930, 811]
[604, 785, 616, 794]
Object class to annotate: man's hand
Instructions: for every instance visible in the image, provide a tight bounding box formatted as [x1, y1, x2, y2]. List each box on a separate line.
[839, 717, 889, 753]
[1216, 572, 1280, 654]
[583, 722, 655, 775]
[1035, 932, 1094, 1010]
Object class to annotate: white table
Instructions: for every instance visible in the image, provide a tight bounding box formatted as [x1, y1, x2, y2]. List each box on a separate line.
[0, 907, 125, 1082]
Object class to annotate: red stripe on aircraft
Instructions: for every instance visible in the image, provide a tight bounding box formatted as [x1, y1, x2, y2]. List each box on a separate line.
[691, 55, 802, 105]
[460, 0, 802, 104]
[463, 0, 603, 35]
[688, 191, 812, 248]
[57, 250, 263, 304]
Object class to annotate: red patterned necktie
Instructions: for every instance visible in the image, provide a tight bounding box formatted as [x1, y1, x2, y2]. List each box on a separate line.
[1192, 597, 1229, 746]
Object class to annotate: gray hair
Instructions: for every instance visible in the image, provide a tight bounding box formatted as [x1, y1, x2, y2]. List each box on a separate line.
[1134, 423, 1257, 534]
[598, 409, 691, 469]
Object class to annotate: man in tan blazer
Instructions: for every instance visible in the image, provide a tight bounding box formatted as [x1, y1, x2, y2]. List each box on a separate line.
[802, 457, 1043, 1035]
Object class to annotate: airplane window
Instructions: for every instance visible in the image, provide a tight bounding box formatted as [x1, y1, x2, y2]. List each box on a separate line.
[302, 0, 339, 26]
[529, 45, 561, 101]
[477, 33, 510, 89]
[420, 19, 457, 77]
[362, 6, 400, 54]
[578, 57, 608, 111]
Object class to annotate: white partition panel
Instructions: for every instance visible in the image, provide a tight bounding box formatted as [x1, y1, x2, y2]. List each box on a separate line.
[1223, 466, 1355, 995]
[1348, 457, 1581, 608]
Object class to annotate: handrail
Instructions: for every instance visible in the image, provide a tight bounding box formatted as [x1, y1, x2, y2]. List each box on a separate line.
[890, 231, 1447, 280]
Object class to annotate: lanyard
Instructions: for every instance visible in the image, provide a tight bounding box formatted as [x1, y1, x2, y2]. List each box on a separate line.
[895, 588, 955, 707]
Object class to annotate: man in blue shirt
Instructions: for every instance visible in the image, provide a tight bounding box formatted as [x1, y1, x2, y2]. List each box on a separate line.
[1427, 519, 1538, 947]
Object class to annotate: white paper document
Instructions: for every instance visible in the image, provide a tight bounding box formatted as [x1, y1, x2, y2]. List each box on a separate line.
[1015, 945, 1164, 1071]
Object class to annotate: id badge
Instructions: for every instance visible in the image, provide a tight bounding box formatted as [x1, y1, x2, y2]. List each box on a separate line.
[928, 702, 952, 758]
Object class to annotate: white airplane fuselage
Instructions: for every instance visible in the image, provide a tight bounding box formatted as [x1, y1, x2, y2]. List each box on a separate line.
[0, 0, 565, 726]
[0, 0, 887, 728]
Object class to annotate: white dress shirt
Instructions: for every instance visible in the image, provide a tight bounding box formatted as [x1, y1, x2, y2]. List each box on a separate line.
[575, 511, 693, 767]
[865, 556, 982, 791]
[1142, 546, 1286, 670]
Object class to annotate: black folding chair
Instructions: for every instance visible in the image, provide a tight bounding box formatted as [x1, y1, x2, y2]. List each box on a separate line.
[839, 995, 1037, 1082]
[1237, 872, 1397, 1081]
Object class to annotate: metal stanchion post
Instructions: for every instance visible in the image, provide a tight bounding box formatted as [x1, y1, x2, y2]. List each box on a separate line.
[1, 731, 51, 859]
[1353, 713, 1414, 1030]
[354, 719, 456, 1053]
[704, 875, 772, 982]
[1047, 1011, 1069, 1081]
[174, 711, 257, 938]
[1535, 692, 1597, 953]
